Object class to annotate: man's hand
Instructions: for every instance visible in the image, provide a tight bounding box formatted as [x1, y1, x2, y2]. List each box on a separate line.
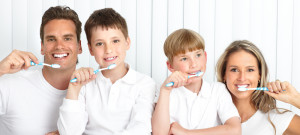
[0, 50, 38, 76]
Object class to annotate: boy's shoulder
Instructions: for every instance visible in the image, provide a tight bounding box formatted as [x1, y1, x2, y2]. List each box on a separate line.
[127, 68, 156, 85]
[201, 81, 229, 97]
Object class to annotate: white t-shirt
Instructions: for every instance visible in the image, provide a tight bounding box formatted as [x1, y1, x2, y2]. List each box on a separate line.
[0, 69, 67, 135]
[155, 80, 239, 129]
[242, 109, 295, 135]
[58, 66, 156, 135]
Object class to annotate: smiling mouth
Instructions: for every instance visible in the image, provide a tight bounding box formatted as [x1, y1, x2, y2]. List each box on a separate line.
[53, 53, 69, 58]
[104, 56, 117, 61]
[236, 84, 249, 88]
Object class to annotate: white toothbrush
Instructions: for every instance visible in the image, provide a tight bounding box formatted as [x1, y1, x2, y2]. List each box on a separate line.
[238, 87, 269, 91]
[238, 87, 286, 92]
[166, 71, 204, 87]
[30, 61, 61, 68]
[70, 63, 117, 83]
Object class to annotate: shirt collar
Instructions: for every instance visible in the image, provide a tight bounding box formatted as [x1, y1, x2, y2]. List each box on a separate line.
[96, 63, 137, 84]
[199, 80, 212, 98]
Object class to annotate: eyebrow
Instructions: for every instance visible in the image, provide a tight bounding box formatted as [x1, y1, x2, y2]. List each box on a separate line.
[228, 65, 257, 68]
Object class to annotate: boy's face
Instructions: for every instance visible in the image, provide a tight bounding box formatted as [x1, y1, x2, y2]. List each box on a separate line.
[41, 19, 82, 70]
[88, 27, 130, 69]
[167, 49, 207, 81]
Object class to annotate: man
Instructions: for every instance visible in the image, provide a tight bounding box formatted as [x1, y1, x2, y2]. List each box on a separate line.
[0, 6, 82, 135]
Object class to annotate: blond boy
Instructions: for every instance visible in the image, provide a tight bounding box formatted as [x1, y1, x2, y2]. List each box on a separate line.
[152, 29, 241, 135]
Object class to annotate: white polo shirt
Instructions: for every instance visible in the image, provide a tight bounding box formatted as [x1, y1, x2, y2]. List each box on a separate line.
[242, 109, 295, 135]
[155, 80, 239, 129]
[58, 66, 156, 135]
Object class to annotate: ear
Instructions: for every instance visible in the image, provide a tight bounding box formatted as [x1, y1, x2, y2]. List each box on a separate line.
[41, 41, 45, 55]
[167, 61, 175, 72]
[125, 36, 131, 50]
[78, 40, 82, 54]
[88, 43, 94, 56]
[204, 51, 207, 62]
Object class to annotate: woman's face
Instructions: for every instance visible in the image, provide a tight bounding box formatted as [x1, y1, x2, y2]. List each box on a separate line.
[224, 50, 260, 100]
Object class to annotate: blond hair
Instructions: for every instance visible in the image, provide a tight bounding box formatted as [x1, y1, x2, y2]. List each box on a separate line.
[164, 29, 205, 63]
[216, 40, 285, 134]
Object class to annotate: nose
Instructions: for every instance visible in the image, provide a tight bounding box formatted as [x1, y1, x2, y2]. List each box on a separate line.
[190, 58, 197, 68]
[238, 70, 246, 81]
[55, 39, 65, 50]
[105, 43, 113, 54]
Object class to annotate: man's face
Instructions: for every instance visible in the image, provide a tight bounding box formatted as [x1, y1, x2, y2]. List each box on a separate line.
[41, 19, 82, 71]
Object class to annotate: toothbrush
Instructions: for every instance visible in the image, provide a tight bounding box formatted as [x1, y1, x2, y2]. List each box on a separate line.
[238, 87, 285, 91]
[70, 63, 117, 83]
[30, 61, 61, 68]
[165, 71, 204, 87]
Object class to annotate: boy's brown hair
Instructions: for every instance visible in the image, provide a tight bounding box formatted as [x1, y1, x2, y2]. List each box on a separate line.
[164, 29, 205, 63]
[84, 8, 128, 44]
[40, 6, 82, 43]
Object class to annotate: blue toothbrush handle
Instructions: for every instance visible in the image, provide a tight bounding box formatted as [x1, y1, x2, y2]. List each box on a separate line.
[30, 61, 43, 66]
[256, 87, 285, 91]
[70, 69, 99, 83]
[256, 87, 269, 91]
[70, 78, 77, 83]
[166, 82, 174, 87]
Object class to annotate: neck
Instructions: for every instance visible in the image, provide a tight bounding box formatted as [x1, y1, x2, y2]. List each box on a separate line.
[233, 97, 257, 123]
[185, 78, 203, 94]
[42, 66, 75, 90]
[102, 63, 128, 84]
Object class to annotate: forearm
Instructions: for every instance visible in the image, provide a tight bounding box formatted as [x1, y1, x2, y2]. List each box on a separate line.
[187, 123, 241, 135]
[291, 92, 300, 109]
[152, 90, 171, 135]
[66, 85, 82, 100]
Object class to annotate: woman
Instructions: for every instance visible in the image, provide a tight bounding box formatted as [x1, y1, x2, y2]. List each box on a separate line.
[216, 40, 300, 135]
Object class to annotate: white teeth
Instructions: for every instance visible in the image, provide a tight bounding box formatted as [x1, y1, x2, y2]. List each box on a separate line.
[54, 54, 67, 58]
[105, 57, 116, 60]
[237, 85, 248, 88]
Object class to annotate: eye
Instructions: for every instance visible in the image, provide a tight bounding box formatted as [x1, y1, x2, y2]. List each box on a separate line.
[181, 57, 187, 61]
[65, 37, 71, 41]
[230, 68, 238, 72]
[47, 38, 55, 42]
[196, 53, 201, 57]
[248, 69, 255, 72]
[96, 42, 104, 46]
[113, 40, 120, 43]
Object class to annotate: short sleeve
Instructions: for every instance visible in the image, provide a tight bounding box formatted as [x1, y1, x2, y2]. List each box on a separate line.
[216, 83, 240, 124]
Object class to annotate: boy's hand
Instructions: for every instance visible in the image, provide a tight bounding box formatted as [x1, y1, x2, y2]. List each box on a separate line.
[161, 71, 191, 92]
[45, 130, 59, 135]
[169, 122, 189, 135]
[0, 50, 38, 76]
[265, 80, 300, 108]
[66, 67, 97, 100]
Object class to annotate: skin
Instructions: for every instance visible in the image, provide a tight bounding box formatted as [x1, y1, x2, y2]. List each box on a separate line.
[0, 19, 82, 135]
[223, 50, 300, 134]
[66, 27, 130, 100]
[41, 19, 82, 90]
[152, 49, 241, 135]
[223, 50, 259, 122]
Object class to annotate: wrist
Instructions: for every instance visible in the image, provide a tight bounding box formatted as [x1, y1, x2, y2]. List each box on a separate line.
[292, 93, 300, 109]
[160, 88, 171, 95]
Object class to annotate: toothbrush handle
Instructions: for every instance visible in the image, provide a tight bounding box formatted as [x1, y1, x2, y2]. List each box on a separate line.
[70, 68, 103, 82]
[166, 74, 197, 87]
[256, 87, 269, 91]
[165, 82, 174, 87]
[70, 78, 77, 83]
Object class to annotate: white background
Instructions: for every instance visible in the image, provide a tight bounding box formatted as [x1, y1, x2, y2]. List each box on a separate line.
[0, 0, 299, 115]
